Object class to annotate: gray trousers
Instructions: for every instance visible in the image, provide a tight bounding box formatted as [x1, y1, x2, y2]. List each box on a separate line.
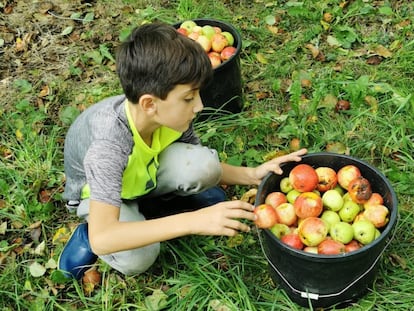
[76, 142, 222, 275]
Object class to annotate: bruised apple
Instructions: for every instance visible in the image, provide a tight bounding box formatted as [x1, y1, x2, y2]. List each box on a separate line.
[337, 165, 361, 189]
[254, 204, 278, 229]
[348, 176, 372, 204]
[298, 217, 328, 247]
[289, 164, 318, 192]
[265, 192, 287, 209]
[318, 239, 345, 255]
[315, 167, 338, 192]
[274, 202, 297, 226]
[294, 192, 323, 219]
[280, 232, 304, 250]
[364, 193, 384, 208]
[363, 204, 389, 228]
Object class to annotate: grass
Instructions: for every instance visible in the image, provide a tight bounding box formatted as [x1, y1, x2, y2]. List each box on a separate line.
[1, 0, 413, 310]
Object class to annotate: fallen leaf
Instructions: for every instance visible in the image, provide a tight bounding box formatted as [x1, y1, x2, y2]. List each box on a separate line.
[240, 188, 257, 203]
[52, 227, 70, 244]
[255, 53, 268, 64]
[366, 55, 383, 65]
[374, 45, 392, 58]
[0, 222, 7, 235]
[305, 43, 320, 59]
[38, 85, 50, 97]
[29, 261, 46, 277]
[145, 289, 168, 310]
[28, 221, 42, 229]
[30, 227, 42, 242]
[32, 241, 46, 256]
[45, 258, 57, 269]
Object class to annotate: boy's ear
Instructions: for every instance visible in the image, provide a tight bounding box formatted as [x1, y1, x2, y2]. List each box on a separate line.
[139, 94, 157, 115]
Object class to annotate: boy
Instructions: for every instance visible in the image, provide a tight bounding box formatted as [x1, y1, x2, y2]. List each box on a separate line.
[58, 22, 306, 279]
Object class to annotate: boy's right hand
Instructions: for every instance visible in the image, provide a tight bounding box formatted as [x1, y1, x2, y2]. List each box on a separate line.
[188, 200, 257, 237]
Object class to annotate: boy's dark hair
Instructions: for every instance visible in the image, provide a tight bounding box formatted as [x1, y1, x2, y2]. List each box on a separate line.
[116, 22, 213, 103]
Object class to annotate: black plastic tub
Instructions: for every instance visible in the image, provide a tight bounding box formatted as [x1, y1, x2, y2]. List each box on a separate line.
[255, 153, 398, 309]
[174, 18, 243, 119]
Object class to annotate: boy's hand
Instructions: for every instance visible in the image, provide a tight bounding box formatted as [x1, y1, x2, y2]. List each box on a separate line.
[252, 148, 307, 184]
[189, 200, 256, 237]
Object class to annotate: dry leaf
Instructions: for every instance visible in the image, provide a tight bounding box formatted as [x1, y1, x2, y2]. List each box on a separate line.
[52, 227, 70, 244]
[38, 85, 50, 97]
[240, 188, 257, 203]
[374, 45, 392, 58]
[305, 43, 320, 59]
[255, 53, 268, 64]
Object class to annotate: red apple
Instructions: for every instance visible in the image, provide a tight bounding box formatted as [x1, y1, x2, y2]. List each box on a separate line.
[211, 33, 228, 53]
[318, 239, 345, 255]
[213, 26, 222, 33]
[220, 46, 237, 61]
[298, 217, 328, 246]
[274, 203, 297, 226]
[208, 52, 222, 68]
[265, 191, 287, 209]
[345, 240, 361, 253]
[280, 232, 304, 250]
[289, 164, 318, 192]
[348, 176, 372, 204]
[337, 165, 361, 189]
[176, 27, 188, 36]
[294, 191, 323, 219]
[196, 35, 212, 52]
[363, 204, 389, 228]
[187, 31, 200, 41]
[254, 204, 278, 229]
[364, 192, 384, 208]
[315, 166, 338, 192]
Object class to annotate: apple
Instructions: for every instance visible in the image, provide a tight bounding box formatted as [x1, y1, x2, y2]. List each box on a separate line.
[375, 228, 381, 239]
[339, 200, 361, 223]
[270, 223, 290, 239]
[286, 189, 301, 204]
[345, 240, 361, 253]
[265, 191, 287, 209]
[213, 26, 222, 33]
[363, 204, 389, 228]
[348, 176, 372, 204]
[322, 189, 344, 212]
[289, 164, 318, 192]
[180, 20, 197, 33]
[220, 46, 237, 61]
[303, 246, 319, 254]
[280, 177, 294, 193]
[211, 33, 228, 53]
[294, 191, 323, 219]
[352, 220, 376, 245]
[364, 193, 384, 208]
[207, 52, 222, 68]
[320, 210, 341, 230]
[315, 167, 338, 192]
[318, 239, 345, 255]
[196, 35, 212, 52]
[187, 31, 200, 41]
[253, 204, 278, 229]
[176, 27, 188, 36]
[221, 31, 235, 46]
[280, 232, 304, 250]
[201, 25, 216, 39]
[192, 25, 202, 33]
[330, 221, 354, 244]
[337, 165, 361, 189]
[333, 185, 345, 196]
[274, 203, 297, 226]
[298, 217, 328, 247]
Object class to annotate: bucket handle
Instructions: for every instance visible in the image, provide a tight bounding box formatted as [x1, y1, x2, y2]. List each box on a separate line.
[257, 214, 399, 301]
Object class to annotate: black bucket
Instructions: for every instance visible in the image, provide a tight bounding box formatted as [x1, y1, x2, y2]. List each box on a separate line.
[174, 18, 243, 119]
[255, 153, 398, 309]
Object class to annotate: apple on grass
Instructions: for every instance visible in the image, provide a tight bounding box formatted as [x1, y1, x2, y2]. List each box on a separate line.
[254, 204, 278, 229]
[339, 200, 361, 223]
[294, 191, 323, 219]
[352, 220, 376, 245]
[322, 189, 344, 212]
[337, 164, 361, 189]
[280, 232, 304, 250]
[298, 217, 328, 247]
[274, 202, 297, 226]
[289, 164, 319, 192]
[265, 191, 287, 209]
[329, 221, 354, 244]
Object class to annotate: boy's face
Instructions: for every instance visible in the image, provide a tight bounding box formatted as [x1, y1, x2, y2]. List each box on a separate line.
[154, 84, 203, 132]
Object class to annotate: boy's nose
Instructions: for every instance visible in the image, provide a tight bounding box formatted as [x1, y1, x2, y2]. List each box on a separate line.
[194, 95, 204, 113]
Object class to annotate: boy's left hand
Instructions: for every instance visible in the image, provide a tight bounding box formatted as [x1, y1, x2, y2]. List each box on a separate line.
[253, 148, 307, 184]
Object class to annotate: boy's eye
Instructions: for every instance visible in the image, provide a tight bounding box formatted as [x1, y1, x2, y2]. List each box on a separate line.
[184, 97, 194, 102]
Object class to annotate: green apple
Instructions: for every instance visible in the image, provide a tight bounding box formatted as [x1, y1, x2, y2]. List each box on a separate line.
[280, 177, 293, 193]
[352, 220, 376, 245]
[180, 20, 197, 33]
[221, 31, 235, 46]
[333, 185, 345, 196]
[201, 25, 215, 39]
[339, 200, 361, 223]
[374, 228, 381, 239]
[270, 223, 290, 239]
[320, 210, 341, 230]
[322, 189, 344, 212]
[330, 221, 354, 244]
[286, 189, 301, 204]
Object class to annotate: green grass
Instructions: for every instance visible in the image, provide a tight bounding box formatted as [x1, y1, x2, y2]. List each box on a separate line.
[1, 0, 413, 310]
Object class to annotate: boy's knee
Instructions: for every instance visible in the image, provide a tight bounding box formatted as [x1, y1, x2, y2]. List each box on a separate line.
[100, 242, 160, 276]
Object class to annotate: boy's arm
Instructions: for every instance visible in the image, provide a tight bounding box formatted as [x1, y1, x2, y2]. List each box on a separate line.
[220, 148, 307, 186]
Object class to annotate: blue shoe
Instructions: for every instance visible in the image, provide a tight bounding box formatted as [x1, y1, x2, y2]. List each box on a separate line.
[58, 223, 98, 280]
